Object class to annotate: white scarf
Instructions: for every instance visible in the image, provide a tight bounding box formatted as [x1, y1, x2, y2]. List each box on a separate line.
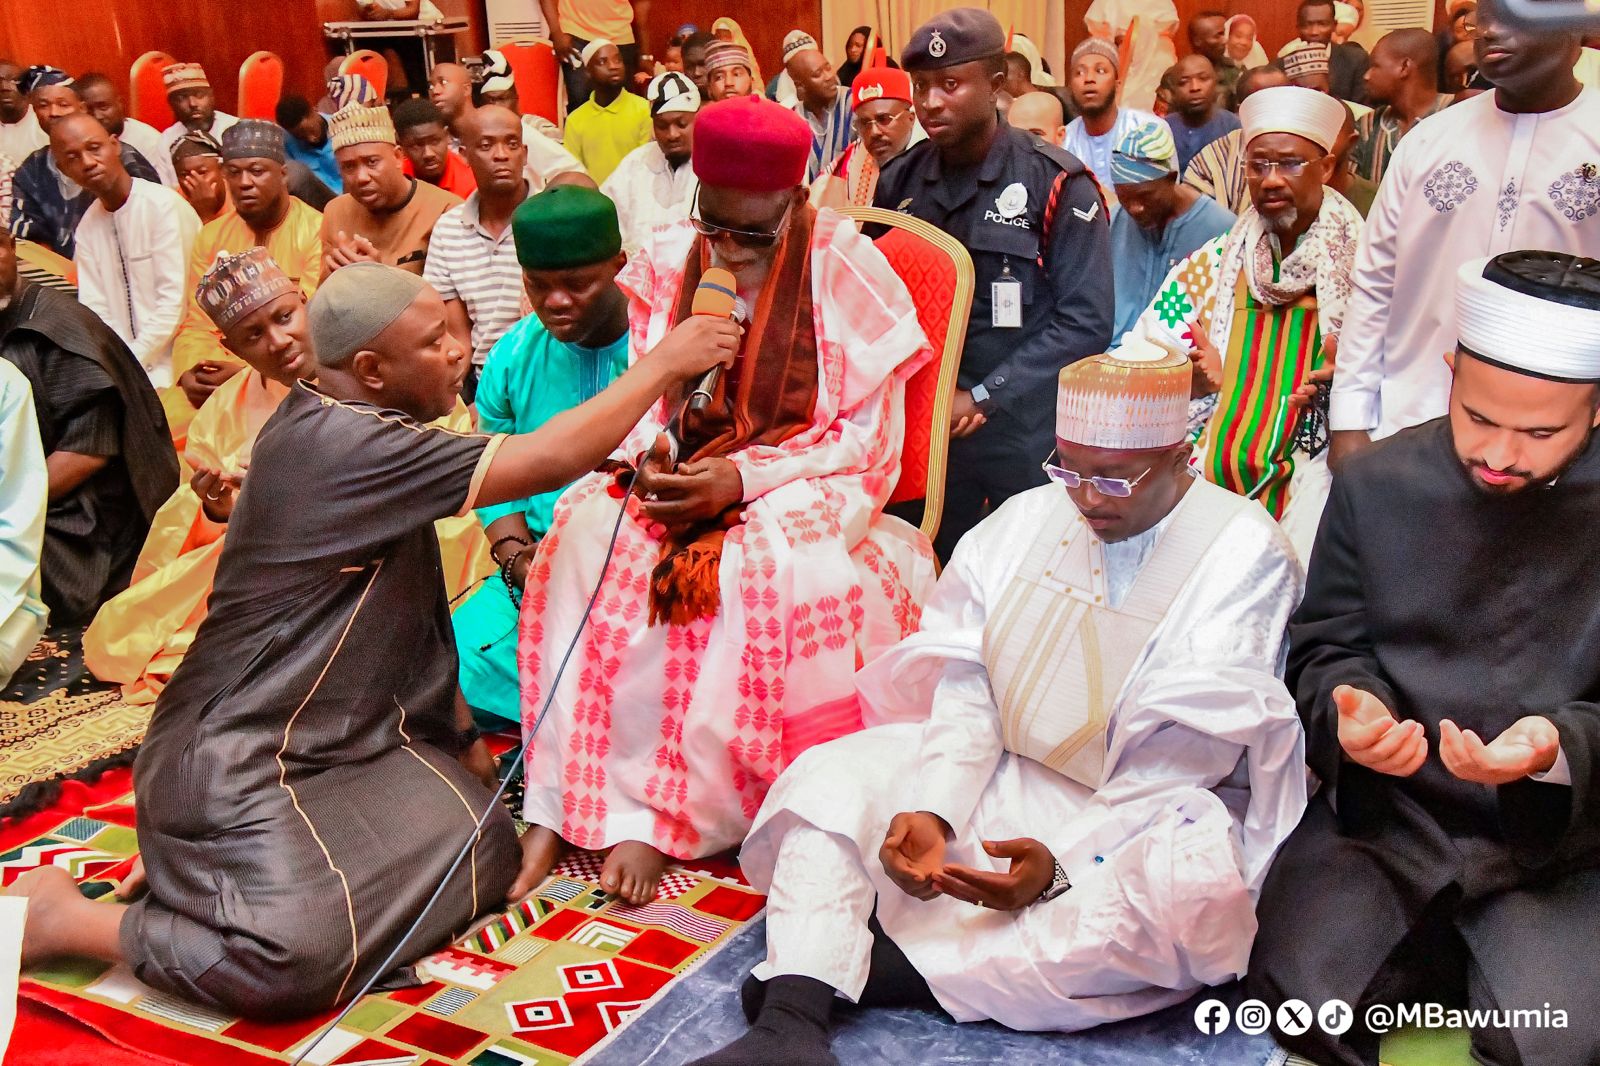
[1210, 186, 1364, 356]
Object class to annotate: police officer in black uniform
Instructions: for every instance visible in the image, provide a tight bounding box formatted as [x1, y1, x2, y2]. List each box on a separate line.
[875, 7, 1113, 561]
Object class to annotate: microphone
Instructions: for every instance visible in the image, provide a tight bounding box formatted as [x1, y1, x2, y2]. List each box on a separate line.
[686, 267, 746, 413]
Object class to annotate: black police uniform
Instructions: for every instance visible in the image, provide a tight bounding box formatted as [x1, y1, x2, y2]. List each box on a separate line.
[875, 124, 1113, 560]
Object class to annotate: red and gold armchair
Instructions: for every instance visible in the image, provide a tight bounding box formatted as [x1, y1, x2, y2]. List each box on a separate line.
[838, 206, 974, 547]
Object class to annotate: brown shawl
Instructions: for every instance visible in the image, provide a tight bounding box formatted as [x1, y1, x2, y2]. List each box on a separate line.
[648, 205, 820, 626]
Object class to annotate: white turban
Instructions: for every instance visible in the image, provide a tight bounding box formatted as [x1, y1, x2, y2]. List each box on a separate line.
[1455, 253, 1600, 382]
[1239, 85, 1346, 154]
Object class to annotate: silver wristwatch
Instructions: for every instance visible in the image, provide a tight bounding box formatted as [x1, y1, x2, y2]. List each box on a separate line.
[1037, 860, 1072, 903]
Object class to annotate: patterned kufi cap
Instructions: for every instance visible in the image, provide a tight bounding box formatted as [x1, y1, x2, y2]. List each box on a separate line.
[196, 248, 298, 333]
[1280, 44, 1332, 82]
[1456, 252, 1600, 382]
[1110, 120, 1177, 185]
[1240, 84, 1345, 153]
[222, 119, 286, 164]
[703, 40, 752, 78]
[163, 62, 210, 94]
[327, 73, 379, 111]
[782, 30, 821, 65]
[1057, 337, 1191, 449]
[329, 101, 396, 151]
[1072, 38, 1120, 73]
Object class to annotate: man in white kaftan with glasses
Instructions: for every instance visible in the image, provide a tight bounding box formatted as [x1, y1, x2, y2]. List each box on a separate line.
[693, 339, 1309, 1065]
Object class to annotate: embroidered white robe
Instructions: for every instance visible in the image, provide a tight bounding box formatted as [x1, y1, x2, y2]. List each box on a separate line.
[741, 480, 1308, 1031]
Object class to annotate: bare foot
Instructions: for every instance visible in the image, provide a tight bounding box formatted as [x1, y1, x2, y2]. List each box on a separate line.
[506, 825, 564, 902]
[600, 840, 668, 905]
[7, 867, 89, 966]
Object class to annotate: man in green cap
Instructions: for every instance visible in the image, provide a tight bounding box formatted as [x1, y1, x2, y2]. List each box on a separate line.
[6, 260, 740, 1020]
[453, 184, 632, 725]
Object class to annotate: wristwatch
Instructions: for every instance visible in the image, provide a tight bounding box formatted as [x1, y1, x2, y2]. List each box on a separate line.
[1036, 860, 1072, 904]
[969, 382, 991, 408]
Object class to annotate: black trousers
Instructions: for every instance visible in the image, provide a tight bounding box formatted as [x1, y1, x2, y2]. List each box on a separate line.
[931, 417, 1051, 563]
[855, 914, 940, 1011]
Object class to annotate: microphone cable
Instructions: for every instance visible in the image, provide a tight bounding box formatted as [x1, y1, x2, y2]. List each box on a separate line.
[290, 467, 638, 1065]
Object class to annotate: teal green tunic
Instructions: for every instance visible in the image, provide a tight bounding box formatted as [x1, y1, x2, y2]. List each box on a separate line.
[454, 314, 629, 723]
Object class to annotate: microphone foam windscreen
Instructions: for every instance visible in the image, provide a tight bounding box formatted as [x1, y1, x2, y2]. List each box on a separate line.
[691, 267, 738, 318]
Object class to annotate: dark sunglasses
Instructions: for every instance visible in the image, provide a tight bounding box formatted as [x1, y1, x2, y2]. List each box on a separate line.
[689, 188, 791, 247]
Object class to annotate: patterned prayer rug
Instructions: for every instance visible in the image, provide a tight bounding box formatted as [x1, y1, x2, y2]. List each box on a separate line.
[10, 774, 766, 1066]
[0, 627, 146, 817]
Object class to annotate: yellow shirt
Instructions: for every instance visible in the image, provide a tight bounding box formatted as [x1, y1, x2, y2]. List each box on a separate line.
[557, 0, 634, 45]
[84, 369, 490, 703]
[171, 197, 325, 381]
[563, 90, 651, 186]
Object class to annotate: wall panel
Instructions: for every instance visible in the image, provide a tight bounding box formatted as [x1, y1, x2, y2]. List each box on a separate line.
[0, 0, 331, 113]
[0, 0, 485, 116]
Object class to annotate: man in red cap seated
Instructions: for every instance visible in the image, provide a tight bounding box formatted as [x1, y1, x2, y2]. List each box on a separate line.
[810, 66, 925, 209]
[510, 94, 939, 906]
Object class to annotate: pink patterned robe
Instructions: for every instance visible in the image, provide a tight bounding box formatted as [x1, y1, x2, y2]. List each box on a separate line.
[516, 209, 939, 859]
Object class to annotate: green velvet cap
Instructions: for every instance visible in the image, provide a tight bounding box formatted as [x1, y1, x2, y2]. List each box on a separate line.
[513, 185, 622, 271]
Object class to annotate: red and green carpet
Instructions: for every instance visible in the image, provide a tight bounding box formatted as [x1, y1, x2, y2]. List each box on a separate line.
[4, 767, 766, 1065]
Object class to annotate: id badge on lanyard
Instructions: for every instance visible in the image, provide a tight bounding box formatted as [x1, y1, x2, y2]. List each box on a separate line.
[992, 259, 1022, 329]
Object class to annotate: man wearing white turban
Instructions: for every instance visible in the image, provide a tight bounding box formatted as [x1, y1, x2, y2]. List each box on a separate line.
[691, 340, 1306, 1065]
[1249, 250, 1600, 1066]
[1121, 85, 1364, 562]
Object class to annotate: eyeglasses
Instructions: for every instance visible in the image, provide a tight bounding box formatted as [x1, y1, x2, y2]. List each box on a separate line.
[853, 109, 911, 135]
[1245, 156, 1326, 179]
[689, 188, 791, 247]
[1041, 453, 1154, 497]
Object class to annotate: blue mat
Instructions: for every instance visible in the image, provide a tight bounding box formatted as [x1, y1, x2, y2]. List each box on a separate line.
[590, 918, 1285, 1066]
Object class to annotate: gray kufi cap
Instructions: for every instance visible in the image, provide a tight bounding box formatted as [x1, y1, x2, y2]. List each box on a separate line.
[308, 262, 426, 366]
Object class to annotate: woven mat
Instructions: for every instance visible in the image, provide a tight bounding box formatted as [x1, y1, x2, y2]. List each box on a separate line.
[11, 774, 766, 1065]
[0, 628, 147, 816]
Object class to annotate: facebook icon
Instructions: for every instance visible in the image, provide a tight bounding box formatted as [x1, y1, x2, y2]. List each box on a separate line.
[1194, 999, 1231, 1035]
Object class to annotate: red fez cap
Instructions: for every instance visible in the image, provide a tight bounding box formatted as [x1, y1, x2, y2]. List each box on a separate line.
[851, 67, 913, 111]
[691, 96, 812, 193]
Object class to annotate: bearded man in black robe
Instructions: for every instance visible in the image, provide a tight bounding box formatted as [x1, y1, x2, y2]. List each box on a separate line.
[1248, 251, 1600, 1066]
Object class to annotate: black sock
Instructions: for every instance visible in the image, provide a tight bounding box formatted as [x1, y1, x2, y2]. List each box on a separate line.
[687, 974, 839, 1066]
[739, 972, 766, 1023]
